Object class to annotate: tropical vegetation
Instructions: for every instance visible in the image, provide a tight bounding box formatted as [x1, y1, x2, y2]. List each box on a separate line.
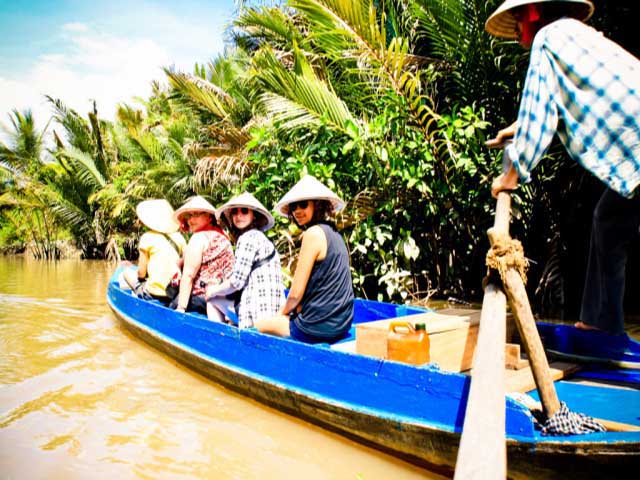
[0, 0, 635, 315]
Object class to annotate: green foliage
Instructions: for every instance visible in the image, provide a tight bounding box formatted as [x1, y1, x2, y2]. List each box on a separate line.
[1, 0, 631, 313]
[0, 217, 23, 248]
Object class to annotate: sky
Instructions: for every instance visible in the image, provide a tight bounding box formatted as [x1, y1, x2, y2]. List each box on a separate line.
[0, 0, 238, 139]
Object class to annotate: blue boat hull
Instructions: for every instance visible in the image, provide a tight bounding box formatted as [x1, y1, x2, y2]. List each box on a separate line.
[107, 270, 640, 479]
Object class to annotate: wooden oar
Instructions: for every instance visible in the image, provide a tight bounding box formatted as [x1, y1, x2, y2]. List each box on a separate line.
[456, 142, 566, 478]
[496, 255, 560, 418]
[454, 156, 512, 479]
[479, 144, 560, 420]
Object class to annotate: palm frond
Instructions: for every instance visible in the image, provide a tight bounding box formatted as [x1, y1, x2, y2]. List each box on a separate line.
[234, 6, 305, 49]
[46, 97, 95, 153]
[336, 188, 381, 229]
[254, 45, 358, 134]
[58, 146, 107, 190]
[409, 0, 467, 60]
[130, 131, 166, 164]
[165, 70, 235, 121]
[49, 199, 93, 236]
[193, 153, 252, 190]
[289, 0, 440, 133]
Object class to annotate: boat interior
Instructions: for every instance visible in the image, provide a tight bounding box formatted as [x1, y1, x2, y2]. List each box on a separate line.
[331, 306, 640, 433]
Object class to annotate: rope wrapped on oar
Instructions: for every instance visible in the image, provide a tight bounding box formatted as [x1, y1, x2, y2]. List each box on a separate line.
[485, 230, 529, 285]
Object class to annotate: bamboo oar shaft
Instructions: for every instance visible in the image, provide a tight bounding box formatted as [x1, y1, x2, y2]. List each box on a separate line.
[488, 191, 562, 418]
[487, 160, 562, 419]
[494, 191, 511, 232]
[502, 269, 561, 417]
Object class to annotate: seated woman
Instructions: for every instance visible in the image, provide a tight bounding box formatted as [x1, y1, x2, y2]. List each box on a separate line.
[205, 192, 285, 329]
[255, 175, 354, 344]
[172, 196, 235, 318]
[121, 199, 186, 301]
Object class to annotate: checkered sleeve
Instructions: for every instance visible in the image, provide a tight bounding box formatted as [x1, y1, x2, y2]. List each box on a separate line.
[508, 31, 558, 183]
[506, 19, 640, 197]
[229, 235, 255, 290]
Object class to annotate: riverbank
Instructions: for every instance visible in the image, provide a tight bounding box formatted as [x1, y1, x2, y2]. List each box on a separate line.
[0, 240, 81, 259]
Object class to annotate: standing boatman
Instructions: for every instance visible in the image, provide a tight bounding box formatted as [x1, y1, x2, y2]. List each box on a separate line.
[485, 0, 640, 335]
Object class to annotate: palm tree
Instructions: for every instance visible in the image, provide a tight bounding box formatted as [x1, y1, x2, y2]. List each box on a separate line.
[0, 109, 61, 258]
[45, 98, 121, 258]
[163, 48, 257, 200]
[0, 109, 48, 177]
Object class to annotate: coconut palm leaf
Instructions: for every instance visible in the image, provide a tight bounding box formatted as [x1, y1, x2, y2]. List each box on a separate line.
[0, 109, 48, 176]
[234, 5, 305, 50]
[49, 199, 93, 236]
[193, 152, 251, 190]
[405, 0, 467, 60]
[165, 69, 235, 121]
[130, 130, 167, 165]
[116, 104, 145, 130]
[288, 0, 440, 135]
[254, 45, 358, 134]
[57, 147, 107, 190]
[408, 0, 522, 107]
[336, 188, 381, 229]
[291, 0, 434, 80]
[47, 97, 95, 154]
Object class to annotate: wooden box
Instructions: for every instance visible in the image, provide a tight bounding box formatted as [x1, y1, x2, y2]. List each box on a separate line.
[355, 312, 479, 372]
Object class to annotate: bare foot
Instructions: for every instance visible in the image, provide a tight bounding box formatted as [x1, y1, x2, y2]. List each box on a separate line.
[574, 321, 603, 332]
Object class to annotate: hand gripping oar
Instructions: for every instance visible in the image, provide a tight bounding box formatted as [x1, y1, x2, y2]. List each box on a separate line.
[454, 148, 511, 479]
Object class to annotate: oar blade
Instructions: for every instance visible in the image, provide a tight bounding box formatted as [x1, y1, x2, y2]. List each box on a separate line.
[454, 283, 507, 479]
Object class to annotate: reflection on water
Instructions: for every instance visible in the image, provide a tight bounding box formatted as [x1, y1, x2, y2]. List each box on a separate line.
[0, 258, 439, 479]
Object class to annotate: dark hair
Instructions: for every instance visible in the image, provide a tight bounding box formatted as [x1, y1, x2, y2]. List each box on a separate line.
[289, 199, 337, 230]
[223, 209, 267, 243]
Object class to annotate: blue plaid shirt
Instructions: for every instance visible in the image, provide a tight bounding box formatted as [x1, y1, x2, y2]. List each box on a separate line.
[229, 229, 285, 329]
[507, 18, 640, 198]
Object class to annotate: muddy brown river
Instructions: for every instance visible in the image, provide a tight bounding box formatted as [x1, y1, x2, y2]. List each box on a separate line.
[0, 257, 442, 479]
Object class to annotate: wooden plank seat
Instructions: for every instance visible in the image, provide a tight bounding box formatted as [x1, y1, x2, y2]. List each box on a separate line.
[504, 362, 581, 393]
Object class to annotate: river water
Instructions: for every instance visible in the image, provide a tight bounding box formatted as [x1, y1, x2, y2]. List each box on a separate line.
[0, 258, 440, 479]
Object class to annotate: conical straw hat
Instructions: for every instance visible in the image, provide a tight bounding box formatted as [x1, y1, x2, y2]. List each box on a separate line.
[174, 195, 217, 222]
[485, 0, 594, 39]
[136, 199, 180, 234]
[274, 175, 345, 217]
[218, 192, 275, 231]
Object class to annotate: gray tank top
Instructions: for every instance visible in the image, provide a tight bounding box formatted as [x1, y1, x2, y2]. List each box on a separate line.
[294, 223, 354, 339]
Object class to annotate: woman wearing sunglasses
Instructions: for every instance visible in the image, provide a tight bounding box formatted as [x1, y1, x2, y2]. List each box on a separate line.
[205, 192, 285, 328]
[172, 196, 235, 318]
[256, 175, 354, 344]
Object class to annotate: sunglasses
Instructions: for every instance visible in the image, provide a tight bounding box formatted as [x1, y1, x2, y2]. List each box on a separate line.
[183, 211, 206, 220]
[289, 200, 309, 212]
[230, 207, 251, 216]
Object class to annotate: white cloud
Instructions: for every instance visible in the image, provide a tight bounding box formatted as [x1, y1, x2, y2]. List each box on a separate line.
[0, 27, 172, 141]
[62, 22, 89, 32]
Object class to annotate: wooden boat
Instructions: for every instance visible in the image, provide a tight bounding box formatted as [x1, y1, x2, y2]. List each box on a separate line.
[107, 268, 640, 479]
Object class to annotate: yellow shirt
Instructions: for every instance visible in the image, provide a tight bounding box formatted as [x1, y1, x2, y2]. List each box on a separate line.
[139, 231, 186, 297]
